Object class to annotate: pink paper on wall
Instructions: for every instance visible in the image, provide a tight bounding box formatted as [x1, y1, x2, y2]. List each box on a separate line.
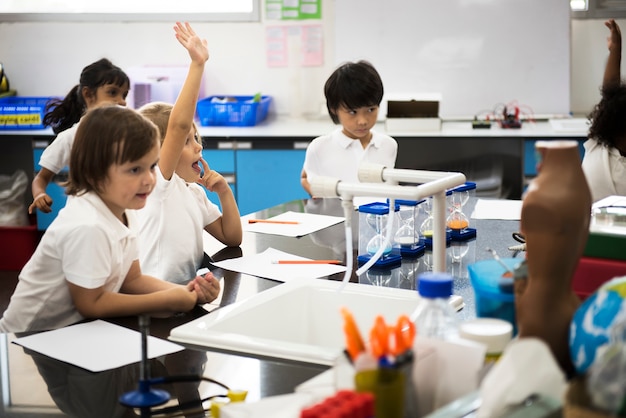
[301, 24, 323, 67]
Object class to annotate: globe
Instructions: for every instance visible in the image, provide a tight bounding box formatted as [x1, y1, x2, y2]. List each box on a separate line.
[569, 275, 626, 375]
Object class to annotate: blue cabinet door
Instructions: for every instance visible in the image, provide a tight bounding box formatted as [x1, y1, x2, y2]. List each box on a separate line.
[36, 181, 67, 230]
[236, 150, 308, 215]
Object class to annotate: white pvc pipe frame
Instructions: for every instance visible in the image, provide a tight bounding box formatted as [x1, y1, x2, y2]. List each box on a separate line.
[310, 163, 466, 273]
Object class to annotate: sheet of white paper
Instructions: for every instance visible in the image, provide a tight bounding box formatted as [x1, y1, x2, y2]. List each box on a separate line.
[242, 211, 344, 237]
[549, 118, 589, 133]
[211, 247, 347, 282]
[13, 320, 184, 372]
[471, 199, 522, 220]
[592, 195, 626, 210]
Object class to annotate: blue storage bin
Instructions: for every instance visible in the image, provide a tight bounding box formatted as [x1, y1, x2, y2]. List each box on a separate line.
[196, 95, 272, 127]
[468, 258, 520, 335]
[0, 97, 55, 130]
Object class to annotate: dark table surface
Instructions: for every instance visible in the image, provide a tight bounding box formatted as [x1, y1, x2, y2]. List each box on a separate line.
[0, 197, 522, 418]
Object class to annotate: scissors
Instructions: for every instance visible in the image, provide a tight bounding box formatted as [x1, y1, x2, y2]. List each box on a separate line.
[390, 314, 416, 357]
[369, 314, 416, 360]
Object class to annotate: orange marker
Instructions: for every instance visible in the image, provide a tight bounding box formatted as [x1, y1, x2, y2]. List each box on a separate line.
[369, 315, 390, 359]
[341, 307, 365, 361]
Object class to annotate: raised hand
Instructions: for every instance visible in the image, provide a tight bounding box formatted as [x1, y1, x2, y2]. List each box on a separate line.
[174, 22, 209, 65]
[605, 19, 622, 53]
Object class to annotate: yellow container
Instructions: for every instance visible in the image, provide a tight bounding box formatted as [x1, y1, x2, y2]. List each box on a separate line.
[355, 368, 405, 418]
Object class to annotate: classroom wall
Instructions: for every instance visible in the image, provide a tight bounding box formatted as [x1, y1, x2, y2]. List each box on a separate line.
[0, 3, 621, 119]
[0, 0, 337, 119]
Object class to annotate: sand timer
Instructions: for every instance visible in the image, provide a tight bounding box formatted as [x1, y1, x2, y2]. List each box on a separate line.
[357, 202, 401, 269]
[446, 182, 477, 241]
[393, 199, 425, 258]
[418, 194, 452, 249]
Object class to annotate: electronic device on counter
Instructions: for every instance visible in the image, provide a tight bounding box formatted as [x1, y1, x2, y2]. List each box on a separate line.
[499, 105, 522, 129]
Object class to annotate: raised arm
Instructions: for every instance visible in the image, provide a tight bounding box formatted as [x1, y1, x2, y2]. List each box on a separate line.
[603, 19, 622, 89]
[159, 22, 209, 180]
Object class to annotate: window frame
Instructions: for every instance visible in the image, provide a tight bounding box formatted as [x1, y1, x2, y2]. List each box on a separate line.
[572, 0, 626, 19]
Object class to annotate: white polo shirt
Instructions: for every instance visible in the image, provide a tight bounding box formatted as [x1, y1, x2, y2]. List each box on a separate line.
[582, 138, 626, 202]
[136, 169, 221, 284]
[38, 123, 79, 174]
[0, 192, 138, 333]
[302, 128, 398, 184]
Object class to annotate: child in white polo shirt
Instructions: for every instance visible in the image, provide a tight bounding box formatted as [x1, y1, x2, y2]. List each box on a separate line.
[30, 58, 130, 215]
[301, 60, 398, 196]
[0, 105, 220, 333]
[136, 22, 242, 284]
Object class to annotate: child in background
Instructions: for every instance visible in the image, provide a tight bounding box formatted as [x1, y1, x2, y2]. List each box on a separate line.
[0, 106, 220, 333]
[29, 58, 130, 214]
[582, 19, 626, 202]
[137, 22, 242, 284]
[300, 60, 398, 196]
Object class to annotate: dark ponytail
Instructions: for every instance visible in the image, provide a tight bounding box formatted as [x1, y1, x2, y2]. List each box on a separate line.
[43, 58, 129, 135]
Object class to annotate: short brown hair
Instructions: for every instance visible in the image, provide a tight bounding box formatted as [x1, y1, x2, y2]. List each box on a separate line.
[66, 106, 159, 196]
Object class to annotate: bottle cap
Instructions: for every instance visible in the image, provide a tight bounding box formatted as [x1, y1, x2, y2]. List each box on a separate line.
[459, 318, 513, 355]
[418, 272, 453, 298]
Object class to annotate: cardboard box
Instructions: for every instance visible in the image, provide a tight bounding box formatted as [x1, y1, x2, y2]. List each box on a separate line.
[563, 376, 613, 418]
[385, 99, 441, 132]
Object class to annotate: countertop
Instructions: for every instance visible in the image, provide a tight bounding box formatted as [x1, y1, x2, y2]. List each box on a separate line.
[0, 116, 590, 138]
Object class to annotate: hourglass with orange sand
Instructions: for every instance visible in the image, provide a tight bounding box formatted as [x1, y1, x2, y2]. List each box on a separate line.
[446, 182, 477, 241]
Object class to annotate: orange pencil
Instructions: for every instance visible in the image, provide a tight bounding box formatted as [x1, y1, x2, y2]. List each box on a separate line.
[248, 219, 300, 225]
[272, 260, 342, 265]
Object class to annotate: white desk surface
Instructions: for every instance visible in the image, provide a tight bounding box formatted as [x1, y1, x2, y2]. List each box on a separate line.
[0, 116, 589, 138]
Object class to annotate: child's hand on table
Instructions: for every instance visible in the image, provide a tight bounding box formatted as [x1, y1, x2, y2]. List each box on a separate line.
[189, 270, 221, 304]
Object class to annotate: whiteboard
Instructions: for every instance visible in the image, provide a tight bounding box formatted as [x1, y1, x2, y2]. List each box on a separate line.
[334, 0, 570, 118]
[0, 0, 258, 21]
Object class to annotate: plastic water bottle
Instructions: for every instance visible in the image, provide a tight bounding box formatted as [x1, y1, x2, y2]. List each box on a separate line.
[414, 272, 459, 340]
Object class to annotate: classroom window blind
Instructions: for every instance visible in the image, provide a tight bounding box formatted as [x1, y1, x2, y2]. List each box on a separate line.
[0, 0, 259, 22]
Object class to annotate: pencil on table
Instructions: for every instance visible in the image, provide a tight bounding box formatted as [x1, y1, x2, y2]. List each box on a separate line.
[248, 219, 300, 225]
[271, 260, 343, 265]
